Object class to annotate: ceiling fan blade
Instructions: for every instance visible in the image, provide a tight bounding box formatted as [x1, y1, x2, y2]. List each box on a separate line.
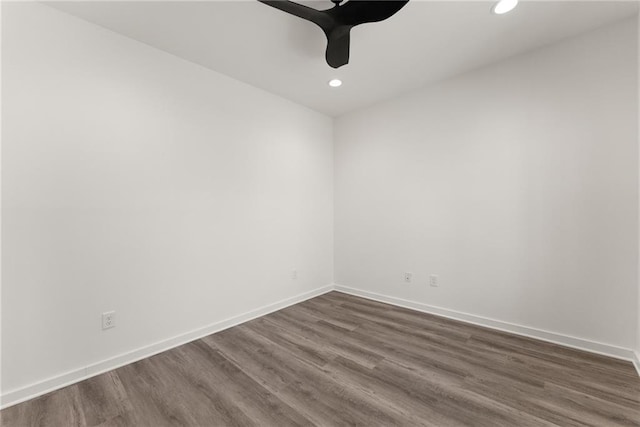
[332, 0, 409, 26]
[257, 1, 329, 28]
[325, 29, 350, 68]
[257, 0, 411, 69]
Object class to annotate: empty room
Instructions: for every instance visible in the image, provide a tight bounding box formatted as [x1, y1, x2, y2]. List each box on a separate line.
[1, 0, 640, 425]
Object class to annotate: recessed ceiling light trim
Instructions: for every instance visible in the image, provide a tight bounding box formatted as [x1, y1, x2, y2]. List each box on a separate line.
[329, 79, 343, 88]
[492, 0, 518, 15]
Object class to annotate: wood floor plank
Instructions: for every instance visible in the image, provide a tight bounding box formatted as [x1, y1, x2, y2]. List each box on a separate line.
[208, 325, 407, 426]
[115, 356, 205, 426]
[242, 317, 336, 368]
[176, 340, 312, 427]
[75, 371, 134, 427]
[2, 384, 87, 427]
[265, 308, 385, 369]
[2, 291, 639, 426]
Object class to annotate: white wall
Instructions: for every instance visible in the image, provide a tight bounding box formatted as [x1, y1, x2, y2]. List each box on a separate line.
[335, 18, 638, 351]
[2, 1, 639, 406]
[637, 11, 640, 367]
[1, 2, 333, 398]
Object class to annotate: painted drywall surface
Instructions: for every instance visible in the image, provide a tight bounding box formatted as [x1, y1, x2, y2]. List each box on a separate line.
[637, 11, 640, 362]
[335, 18, 638, 349]
[0, 0, 4, 404]
[1, 2, 333, 394]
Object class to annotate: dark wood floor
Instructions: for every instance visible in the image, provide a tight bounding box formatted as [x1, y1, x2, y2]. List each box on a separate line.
[2, 291, 640, 426]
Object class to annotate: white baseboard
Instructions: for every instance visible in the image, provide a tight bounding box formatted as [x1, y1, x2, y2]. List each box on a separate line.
[3, 283, 638, 409]
[334, 284, 638, 365]
[0, 284, 334, 410]
[633, 352, 640, 378]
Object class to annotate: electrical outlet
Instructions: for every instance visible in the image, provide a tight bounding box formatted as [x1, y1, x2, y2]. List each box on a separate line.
[430, 274, 439, 287]
[102, 311, 115, 330]
[291, 269, 298, 280]
[404, 272, 413, 283]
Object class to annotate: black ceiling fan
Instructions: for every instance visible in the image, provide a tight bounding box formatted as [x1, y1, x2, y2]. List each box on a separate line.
[258, 0, 409, 69]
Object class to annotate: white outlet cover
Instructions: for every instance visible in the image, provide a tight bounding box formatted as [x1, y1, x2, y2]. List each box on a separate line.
[430, 275, 439, 287]
[102, 311, 116, 330]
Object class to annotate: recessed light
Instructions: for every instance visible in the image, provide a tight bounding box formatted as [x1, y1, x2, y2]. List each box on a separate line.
[328, 79, 342, 88]
[492, 0, 518, 15]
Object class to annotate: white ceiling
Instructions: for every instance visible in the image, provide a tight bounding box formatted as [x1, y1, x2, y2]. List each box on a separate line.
[49, 1, 638, 117]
